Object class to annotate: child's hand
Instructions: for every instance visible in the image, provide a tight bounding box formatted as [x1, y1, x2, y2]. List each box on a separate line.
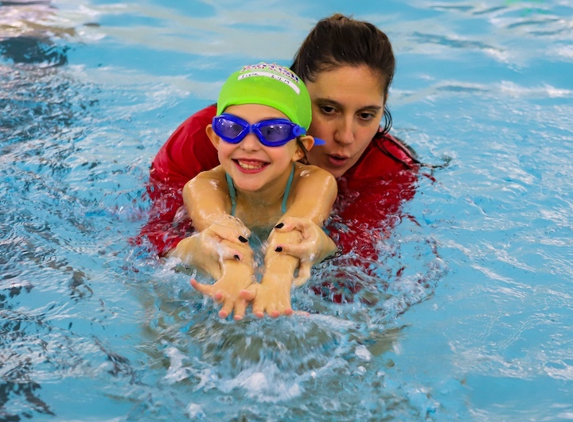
[191, 270, 254, 320]
[240, 274, 294, 318]
[190, 237, 256, 321]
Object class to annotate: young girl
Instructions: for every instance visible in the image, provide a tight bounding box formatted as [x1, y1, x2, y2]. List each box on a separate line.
[171, 63, 338, 320]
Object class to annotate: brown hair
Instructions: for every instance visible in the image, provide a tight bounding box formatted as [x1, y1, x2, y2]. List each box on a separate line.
[291, 13, 396, 133]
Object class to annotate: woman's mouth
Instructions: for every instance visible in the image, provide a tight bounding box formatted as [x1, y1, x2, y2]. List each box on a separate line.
[327, 154, 349, 166]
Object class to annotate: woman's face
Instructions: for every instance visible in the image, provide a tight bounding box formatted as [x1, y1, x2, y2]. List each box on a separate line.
[305, 65, 386, 179]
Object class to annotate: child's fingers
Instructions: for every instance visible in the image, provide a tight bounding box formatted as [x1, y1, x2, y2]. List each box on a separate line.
[218, 299, 233, 319]
[252, 294, 292, 318]
[251, 298, 264, 318]
[213, 290, 225, 302]
[274, 303, 292, 317]
[240, 284, 257, 301]
[233, 299, 247, 321]
[277, 296, 293, 316]
[190, 278, 214, 296]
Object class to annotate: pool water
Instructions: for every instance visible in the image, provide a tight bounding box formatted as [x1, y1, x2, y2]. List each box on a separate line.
[1, 0, 573, 420]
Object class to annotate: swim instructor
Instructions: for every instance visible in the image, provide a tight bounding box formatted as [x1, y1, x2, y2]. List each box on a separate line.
[139, 14, 420, 299]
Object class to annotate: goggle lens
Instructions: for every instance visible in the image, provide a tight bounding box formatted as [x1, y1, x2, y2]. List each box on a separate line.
[259, 122, 293, 143]
[213, 114, 305, 147]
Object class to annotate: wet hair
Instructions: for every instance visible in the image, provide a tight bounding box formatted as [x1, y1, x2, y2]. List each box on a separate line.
[291, 13, 395, 134]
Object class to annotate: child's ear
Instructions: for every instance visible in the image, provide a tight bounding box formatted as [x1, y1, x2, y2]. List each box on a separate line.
[293, 135, 314, 162]
[206, 124, 221, 148]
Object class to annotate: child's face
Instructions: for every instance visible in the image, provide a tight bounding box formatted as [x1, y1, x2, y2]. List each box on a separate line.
[209, 104, 305, 193]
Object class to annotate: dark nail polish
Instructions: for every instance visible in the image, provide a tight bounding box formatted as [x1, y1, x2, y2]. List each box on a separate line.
[275, 247, 283, 252]
[275, 223, 284, 229]
[234, 254, 240, 260]
[238, 235, 248, 243]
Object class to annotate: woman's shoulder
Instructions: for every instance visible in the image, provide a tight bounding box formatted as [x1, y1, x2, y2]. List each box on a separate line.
[371, 132, 420, 168]
[151, 103, 219, 187]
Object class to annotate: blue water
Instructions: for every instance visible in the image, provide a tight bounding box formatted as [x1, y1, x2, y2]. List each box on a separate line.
[2, 0, 573, 420]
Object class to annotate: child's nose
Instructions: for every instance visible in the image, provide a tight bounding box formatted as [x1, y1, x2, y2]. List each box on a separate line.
[240, 132, 261, 150]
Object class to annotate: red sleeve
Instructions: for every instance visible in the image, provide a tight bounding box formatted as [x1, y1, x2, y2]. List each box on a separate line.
[136, 104, 219, 255]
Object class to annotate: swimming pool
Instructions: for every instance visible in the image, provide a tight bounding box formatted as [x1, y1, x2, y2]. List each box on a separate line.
[2, 0, 572, 420]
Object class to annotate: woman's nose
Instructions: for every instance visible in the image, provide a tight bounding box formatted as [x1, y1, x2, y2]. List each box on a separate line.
[334, 116, 355, 145]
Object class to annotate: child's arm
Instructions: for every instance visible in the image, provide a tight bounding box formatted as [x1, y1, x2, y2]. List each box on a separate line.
[169, 168, 257, 320]
[190, 240, 255, 320]
[169, 168, 252, 269]
[242, 166, 338, 317]
[271, 216, 338, 286]
[170, 220, 249, 279]
[270, 165, 338, 279]
[171, 164, 337, 274]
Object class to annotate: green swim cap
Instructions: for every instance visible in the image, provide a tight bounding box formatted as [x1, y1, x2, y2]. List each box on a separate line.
[216, 63, 312, 130]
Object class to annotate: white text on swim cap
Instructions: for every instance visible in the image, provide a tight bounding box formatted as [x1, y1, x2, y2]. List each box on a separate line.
[238, 72, 301, 94]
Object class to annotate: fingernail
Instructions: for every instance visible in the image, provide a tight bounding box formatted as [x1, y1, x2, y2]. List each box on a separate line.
[238, 235, 248, 243]
[275, 246, 283, 252]
[234, 254, 240, 260]
[274, 223, 284, 229]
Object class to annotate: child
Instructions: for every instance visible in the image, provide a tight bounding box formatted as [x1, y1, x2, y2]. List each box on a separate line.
[171, 63, 338, 320]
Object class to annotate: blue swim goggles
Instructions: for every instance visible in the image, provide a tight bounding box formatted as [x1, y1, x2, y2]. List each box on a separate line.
[212, 113, 324, 147]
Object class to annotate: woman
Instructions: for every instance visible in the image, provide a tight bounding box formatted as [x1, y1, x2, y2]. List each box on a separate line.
[139, 14, 420, 310]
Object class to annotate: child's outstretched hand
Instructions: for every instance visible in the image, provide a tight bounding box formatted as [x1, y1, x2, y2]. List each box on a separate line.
[191, 267, 254, 320]
[240, 274, 294, 318]
[190, 225, 256, 320]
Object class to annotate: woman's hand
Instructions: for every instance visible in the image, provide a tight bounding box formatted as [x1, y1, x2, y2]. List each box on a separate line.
[270, 216, 337, 287]
[170, 215, 252, 278]
[201, 214, 252, 260]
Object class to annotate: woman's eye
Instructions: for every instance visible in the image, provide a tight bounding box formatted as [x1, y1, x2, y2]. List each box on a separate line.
[320, 105, 336, 115]
[359, 112, 376, 121]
